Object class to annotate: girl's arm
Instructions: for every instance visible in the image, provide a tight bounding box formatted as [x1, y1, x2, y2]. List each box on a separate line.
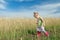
[40, 17, 45, 26]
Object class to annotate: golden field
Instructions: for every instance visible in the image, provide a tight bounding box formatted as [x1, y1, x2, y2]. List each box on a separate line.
[0, 18, 60, 40]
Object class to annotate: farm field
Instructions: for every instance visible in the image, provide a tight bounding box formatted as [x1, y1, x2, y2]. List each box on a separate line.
[0, 18, 60, 40]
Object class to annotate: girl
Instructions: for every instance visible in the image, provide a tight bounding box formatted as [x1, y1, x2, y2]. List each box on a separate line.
[33, 12, 49, 38]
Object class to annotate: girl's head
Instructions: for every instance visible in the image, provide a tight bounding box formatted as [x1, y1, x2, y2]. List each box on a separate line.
[33, 12, 40, 19]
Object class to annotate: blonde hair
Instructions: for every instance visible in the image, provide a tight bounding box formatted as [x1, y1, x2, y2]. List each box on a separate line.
[33, 12, 40, 18]
[34, 12, 39, 15]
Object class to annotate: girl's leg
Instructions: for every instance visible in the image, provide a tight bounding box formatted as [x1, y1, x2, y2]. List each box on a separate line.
[37, 31, 41, 37]
[41, 26, 49, 37]
[37, 31, 41, 40]
[37, 27, 41, 37]
[44, 31, 49, 37]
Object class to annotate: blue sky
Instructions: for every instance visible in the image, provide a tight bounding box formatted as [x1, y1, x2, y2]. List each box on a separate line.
[0, 0, 60, 18]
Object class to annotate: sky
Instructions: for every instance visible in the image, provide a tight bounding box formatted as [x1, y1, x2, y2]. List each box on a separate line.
[0, 0, 60, 18]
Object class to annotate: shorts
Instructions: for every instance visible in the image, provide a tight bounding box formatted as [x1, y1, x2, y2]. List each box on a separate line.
[37, 26, 46, 32]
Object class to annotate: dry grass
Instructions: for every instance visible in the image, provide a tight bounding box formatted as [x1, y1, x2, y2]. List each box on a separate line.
[0, 18, 60, 40]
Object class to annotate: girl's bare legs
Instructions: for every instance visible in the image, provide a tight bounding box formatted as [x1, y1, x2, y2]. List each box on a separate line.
[41, 26, 49, 37]
[44, 31, 49, 37]
[37, 31, 41, 40]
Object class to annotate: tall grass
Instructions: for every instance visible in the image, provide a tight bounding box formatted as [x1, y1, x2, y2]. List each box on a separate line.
[0, 18, 60, 40]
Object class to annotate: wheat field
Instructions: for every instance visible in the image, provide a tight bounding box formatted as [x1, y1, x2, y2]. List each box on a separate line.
[0, 18, 60, 40]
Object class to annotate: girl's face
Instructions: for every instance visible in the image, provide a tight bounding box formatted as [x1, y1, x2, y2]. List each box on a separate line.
[34, 13, 39, 18]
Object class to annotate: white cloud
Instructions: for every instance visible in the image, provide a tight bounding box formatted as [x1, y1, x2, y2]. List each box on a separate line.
[19, 0, 34, 2]
[0, 4, 6, 9]
[0, 2, 60, 18]
[0, 0, 6, 9]
[31, 3, 60, 10]
[30, 3, 60, 17]
[0, 0, 6, 3]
